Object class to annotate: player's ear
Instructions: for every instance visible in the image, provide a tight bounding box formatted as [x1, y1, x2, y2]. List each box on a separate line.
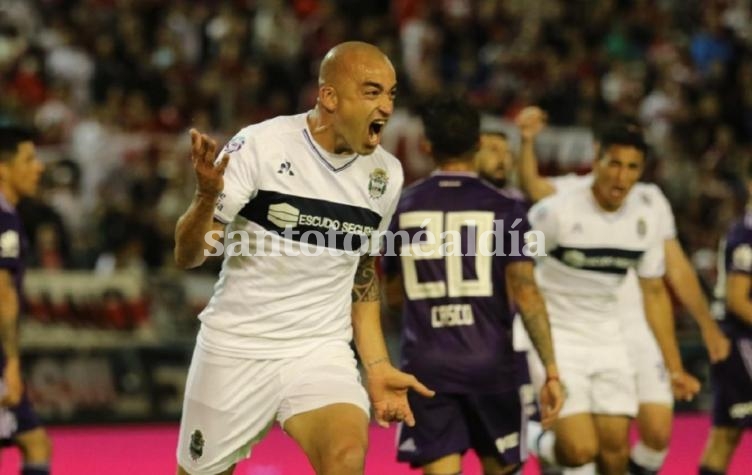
[319, 85, 337, 113]
[419, 137, 432, 156]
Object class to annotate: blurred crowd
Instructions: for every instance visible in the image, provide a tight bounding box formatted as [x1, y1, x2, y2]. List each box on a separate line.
[0, 0, 751, 300]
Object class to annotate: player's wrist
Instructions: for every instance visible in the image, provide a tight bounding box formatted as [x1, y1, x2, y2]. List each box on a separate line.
[364, 356, 391, 374]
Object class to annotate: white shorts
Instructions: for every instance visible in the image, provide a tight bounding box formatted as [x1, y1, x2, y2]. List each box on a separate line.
[176, 340, 370, 475]
[555, 343, 638, 418]
[623, 310, 673, 406]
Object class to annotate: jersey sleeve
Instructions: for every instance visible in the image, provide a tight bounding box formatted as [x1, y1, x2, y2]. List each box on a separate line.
[213, 131, 259, 224]
[728, 235, 752, 275]
[0, 212, 21, 272]
[650, 186, 677, 240]
[527, 198, 559, 253]
[636, 233, 665, 278]
[500, 201, 534, 262]
[376, 165, 404, 276]
[549, 173, 591, 194]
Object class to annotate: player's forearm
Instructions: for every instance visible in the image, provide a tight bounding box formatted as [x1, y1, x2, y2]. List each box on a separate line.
[641, 278, 684, 372]
[174, 192, 219, 268]
[352, 255, 391, 375]
[0, 285, 20, 363]
[518, 138, 555, 203]
[727, 299, 752, 325]
[665, 243, 716, 330]
[507, 262, 558, 374]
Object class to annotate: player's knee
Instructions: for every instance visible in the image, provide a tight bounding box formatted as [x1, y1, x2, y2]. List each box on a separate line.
[598, 444, 630, 472]
[17, 429, 52, 463]
[557, 439, 598, 467]
[639, 424, 671, 451]
[319, 439, 366, 473]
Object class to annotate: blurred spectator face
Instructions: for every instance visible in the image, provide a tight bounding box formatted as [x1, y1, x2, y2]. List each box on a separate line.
[325, 50, 397, 155]
[474, 133, 511, 188]
[0, 141, 45, 199]
[592, 145, 645, 211]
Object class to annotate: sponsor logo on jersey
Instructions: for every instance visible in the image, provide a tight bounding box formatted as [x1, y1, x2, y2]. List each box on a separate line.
[267, 203, 300, 228]
[368, 168, 388, 199]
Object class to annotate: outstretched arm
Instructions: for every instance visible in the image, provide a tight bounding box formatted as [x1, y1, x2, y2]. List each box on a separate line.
[516, 107, 556, 203]
[174, 129, 230, 269]
[664, 239, 730, 362]
[351, 255, 434, 428]
[506, 260, 563, 427]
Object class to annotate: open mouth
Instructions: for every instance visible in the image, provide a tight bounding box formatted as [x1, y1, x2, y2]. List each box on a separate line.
[368, 120, 386, 146]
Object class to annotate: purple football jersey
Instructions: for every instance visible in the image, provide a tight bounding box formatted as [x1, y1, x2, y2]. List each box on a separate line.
[382, 172, 532, 393]
[721, 213, 752, 339]
[0, 194, 26, 300]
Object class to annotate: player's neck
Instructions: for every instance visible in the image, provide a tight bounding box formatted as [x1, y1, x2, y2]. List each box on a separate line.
[307, 107, 351, 155]
[438, 160, 475, 173]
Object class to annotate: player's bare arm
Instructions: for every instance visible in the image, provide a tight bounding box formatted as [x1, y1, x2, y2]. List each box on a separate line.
[351, 255, 434, 428]
[515, 106, 556, 203]
[664, 239, 731, 362]
[0, 269, 22, 406]
[174, 129, 230, 269]
[506, 260, 563, 426]
[725, 272, 752, 324]
[639, 276, 701, 401]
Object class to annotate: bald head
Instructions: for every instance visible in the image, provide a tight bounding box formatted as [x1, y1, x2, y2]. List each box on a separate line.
[319, 41, 393, 86]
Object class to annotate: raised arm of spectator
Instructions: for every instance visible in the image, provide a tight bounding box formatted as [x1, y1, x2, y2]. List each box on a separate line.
[516, 107, 556, 203]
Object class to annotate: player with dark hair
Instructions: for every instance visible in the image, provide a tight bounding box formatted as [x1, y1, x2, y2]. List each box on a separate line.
[525, 119, 700, 474]
[384, 96, 563, 475]
[0, 125, 52, 475]
[699, 163, 752, 475]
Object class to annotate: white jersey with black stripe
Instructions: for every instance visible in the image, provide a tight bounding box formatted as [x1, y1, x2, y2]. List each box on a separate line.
[528, 185, 666, 346]
[198, 113, 403, 359]
[549, 174, 676, 325]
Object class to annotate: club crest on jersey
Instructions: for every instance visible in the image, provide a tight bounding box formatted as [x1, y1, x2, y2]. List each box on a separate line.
[223, 135, 245, 153]
[189, 429, 205, 461]
[637, 218, 647, 238]
[368, 168, 388, 199]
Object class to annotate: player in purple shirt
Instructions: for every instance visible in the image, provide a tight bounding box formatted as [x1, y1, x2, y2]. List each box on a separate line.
[0, 125, 51, 475]
[699, 183, 752, 474]
[383, 97, 563, 475]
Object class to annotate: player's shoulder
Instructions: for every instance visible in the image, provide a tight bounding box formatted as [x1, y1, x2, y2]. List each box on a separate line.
[225, 114, 306, 150]
[631, 182, 669, 206]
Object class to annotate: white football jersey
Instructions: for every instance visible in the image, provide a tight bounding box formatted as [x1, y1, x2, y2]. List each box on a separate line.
[528, 185, 666, 346]
[198, 113, 403, 359]
[549, 174, 676, 321]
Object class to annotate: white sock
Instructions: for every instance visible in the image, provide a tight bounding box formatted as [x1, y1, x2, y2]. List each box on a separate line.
[527, 421, 558, 466]
[563, 464, 596, 474]
[629, 441, 668, 472]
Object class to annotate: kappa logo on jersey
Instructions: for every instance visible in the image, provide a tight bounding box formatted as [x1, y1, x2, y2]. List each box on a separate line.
[268, 203, 300, 228]
[223, 135, 245, 153]
[189, 429, 205, 461]
[0, 230, 19, 258]
[368, 168, 388, 199]
[277, 160, 294, 176]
